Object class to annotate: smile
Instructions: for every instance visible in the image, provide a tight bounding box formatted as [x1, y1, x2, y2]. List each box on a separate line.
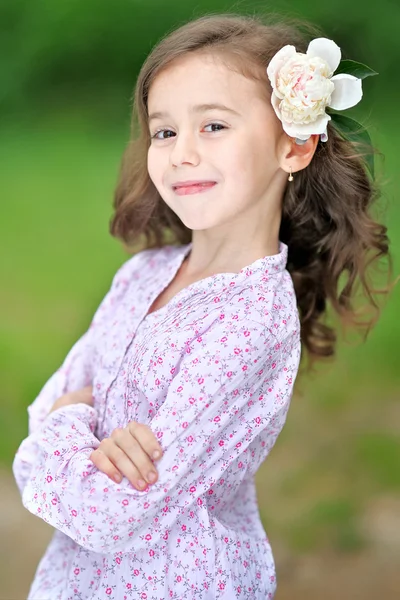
[171, 181, 217, 196]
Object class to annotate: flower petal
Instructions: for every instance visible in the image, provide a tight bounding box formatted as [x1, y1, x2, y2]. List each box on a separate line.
[320, 131, 329, 142]
[267, 45, 297, 88]
[270, 92, 283, 119]
[329, 74, 363, 110]
[280, 113, 331, 139]
[307, 38, 341, 74]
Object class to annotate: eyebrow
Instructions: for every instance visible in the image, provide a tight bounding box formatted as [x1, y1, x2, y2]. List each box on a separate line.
[148, 103, 241, 123]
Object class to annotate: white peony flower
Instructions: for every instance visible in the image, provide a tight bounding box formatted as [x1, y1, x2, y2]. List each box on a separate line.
[266, 38, 363, 142]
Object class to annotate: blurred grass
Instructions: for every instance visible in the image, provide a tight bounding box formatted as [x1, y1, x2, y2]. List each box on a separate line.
[0, 113, 129, 460]
[1, 106, 399, 555]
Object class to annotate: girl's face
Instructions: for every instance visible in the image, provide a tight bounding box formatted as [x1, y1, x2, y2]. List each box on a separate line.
[147, 52, 288, 233]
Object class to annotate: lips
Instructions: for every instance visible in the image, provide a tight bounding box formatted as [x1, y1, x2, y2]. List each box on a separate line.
[171, 180, 217, 196]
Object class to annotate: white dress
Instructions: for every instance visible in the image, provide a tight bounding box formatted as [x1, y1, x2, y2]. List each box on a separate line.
[13, 242, 300, 599]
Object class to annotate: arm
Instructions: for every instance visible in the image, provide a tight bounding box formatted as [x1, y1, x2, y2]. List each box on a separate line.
[12, 256, 138, 495]
[17, 316, 301, 554]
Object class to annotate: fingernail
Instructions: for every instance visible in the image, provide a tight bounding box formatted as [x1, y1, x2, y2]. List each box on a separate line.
[113, 473, 122, 483]
[153, 450, 161, 460]
[137, 479, 146, 488]
[147, 472, 157, 483]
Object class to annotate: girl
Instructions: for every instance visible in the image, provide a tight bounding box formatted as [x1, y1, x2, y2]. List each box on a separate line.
[13, 12, 390, 600]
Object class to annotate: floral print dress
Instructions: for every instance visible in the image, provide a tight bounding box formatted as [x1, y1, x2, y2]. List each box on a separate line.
[13, 241, 301, 600]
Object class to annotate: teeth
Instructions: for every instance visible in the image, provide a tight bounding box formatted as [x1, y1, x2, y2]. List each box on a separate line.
[173, 182, 215, 190]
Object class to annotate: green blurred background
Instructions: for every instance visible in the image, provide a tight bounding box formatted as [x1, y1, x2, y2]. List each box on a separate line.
[1, 1, 399, 598]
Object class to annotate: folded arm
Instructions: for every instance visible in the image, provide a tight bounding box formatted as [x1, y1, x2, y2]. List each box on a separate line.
[15, 317, 300, 554]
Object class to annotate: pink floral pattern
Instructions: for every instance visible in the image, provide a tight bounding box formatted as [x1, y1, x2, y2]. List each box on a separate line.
[13, 242, 300, 599]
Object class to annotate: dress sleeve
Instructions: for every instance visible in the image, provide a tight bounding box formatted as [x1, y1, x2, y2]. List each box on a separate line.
[12, 257, 136, 495]
[14, 313, 301, 554]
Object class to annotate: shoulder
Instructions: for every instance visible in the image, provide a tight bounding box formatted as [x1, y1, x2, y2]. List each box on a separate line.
[228, 271, 298, 360]
[185, 268, 300, 383]
[88, 245, 187, 328]
[193, 267, 299, 361]
[256, 268, 299, 337]
[230, 243, 299, 345]
[111, 244, 182, 287]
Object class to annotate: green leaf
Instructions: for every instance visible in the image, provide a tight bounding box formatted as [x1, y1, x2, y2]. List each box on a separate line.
[329, 113, 375, 178]
[335, 59, 378, 79]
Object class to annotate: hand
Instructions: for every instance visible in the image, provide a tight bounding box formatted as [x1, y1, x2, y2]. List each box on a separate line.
[48, 386, 94, 415]
[89, 421, 163, 490]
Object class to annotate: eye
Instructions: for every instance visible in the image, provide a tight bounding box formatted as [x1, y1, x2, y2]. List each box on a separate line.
[151, 129, 176, 140]
[203, 123, 226, 133]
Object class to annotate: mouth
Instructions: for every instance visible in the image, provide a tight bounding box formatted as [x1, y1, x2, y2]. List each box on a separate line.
[171, 181, 217, 196]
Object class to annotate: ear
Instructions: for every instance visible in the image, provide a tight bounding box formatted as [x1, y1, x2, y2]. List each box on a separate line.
[279, 134, 319, 175]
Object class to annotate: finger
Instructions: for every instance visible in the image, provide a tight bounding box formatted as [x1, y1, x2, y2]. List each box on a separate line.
[80, 397, 94, 406]
[111, 428, 159, 485]
[81, 387, 94, 405]
[127, 421, 163, 461]
[95, 439, 149, 490]
[89, 449, 123, 484]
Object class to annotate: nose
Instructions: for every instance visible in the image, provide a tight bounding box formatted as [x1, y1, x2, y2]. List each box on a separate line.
[170, 131, 200, 168]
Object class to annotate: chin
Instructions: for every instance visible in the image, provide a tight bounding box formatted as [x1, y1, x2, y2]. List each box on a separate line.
[177, 218, 208, 231]
[177, 212, 223, 231]
[163, 198, 230, 231]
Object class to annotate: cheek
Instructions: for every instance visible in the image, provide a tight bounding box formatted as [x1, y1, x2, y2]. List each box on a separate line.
[244, 137, 276, 182]
[147, 147, 164, 185]
[221, 131, 270, 181]
[219, 145, 248, 184]
[224, 149, 260, 189]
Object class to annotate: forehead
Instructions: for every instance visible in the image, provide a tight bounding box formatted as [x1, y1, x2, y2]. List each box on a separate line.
[147, 52, 268, 113]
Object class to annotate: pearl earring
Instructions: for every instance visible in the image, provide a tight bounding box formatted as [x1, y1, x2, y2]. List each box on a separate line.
[288, 166, 294, 182]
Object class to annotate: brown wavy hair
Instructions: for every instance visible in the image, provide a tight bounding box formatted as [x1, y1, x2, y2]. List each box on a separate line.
[110, 13, 392, 362]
